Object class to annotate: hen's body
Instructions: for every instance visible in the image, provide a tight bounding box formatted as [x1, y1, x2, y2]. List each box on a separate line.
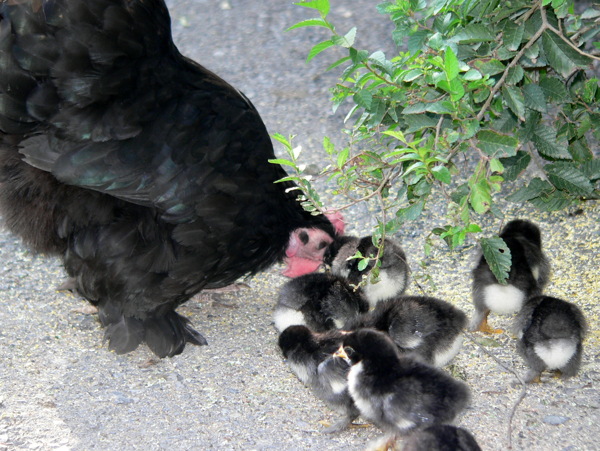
[0, 0, 336, 357]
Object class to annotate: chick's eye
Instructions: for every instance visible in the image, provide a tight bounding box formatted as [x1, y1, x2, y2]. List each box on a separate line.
[344, 346, 355, 358]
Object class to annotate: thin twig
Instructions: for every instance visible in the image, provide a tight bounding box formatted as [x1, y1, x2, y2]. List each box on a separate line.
[464, 332, 527, 450]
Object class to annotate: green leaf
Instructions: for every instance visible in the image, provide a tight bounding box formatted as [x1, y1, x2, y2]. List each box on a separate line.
[476, 130, 518, 157]
[504, 22, 524, 51]
[581, 159, 600, 181]
[502, 85, 525, 121]
[506, 177, 554, 202]
[337, 147, 350, 168]
[532, 126, 571, 159]
[287, 18, 331, 31]
[475, 59, 505, 76]
[408, 30, 430, 55]
[444, 47, 459, 80]
[396, 200, 425, 223]
[323, 136, 335, 155]
[544, 162, 595, 195]
[306, 40, 335, 62]
[268, 158, 297, 168]
[523, 83, 547, 113]
[480, 236, 512, 284]
[489, 159, 504, 173]
[332, 27, 357, 48]
[453, 23, 496, 43]
[353, 89, 373, 109]
[404, 114, 440, 133]
[432, 165, 451, 184]
[294, 0, 330, 15]
[500, 151, 531, 181]
[469, 179, 492, 214]
[542, 30, 592, 78]
[539, 77, 569, 102]
[529, 190, 573, 211]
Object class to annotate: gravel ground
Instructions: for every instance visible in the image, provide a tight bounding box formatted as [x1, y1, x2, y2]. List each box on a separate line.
[0, 1, 599, 450]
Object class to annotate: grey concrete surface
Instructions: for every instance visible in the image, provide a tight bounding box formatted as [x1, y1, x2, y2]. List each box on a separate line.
[0, 1, 598, 450]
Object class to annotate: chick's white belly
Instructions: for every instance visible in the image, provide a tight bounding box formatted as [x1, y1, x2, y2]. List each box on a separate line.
[347, 363, 377, 420]
[273, 307, 306, 332]
[364, 271, 405, 306]
[483, 284, 525, 314]
[534, 339, 577, 369]
[433, 333, 464, 367]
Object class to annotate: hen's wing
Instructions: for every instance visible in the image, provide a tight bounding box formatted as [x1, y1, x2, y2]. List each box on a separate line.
[1, 0, 285, 223]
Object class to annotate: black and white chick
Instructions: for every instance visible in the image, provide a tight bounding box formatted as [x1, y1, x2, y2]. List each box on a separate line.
[273, 273, 368, 333]
[278, 325, 359, 433]
[513, 295, 587, 383]
[335, 329, 470, 444]
[329, 235, 409, 308]
[402, 425, 482, 451]
[470, 219, 550, 334]
[344, 296, 467, 367]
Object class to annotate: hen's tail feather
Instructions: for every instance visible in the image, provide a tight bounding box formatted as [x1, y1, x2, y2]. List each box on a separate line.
[104, 316, 145, 355]
[144, 311, 208, 358]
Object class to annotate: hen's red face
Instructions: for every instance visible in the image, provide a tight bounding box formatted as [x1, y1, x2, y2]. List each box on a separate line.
[282, 227, 334, 277]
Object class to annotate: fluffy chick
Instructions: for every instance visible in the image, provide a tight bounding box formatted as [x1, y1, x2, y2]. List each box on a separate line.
[278, 325, 359, 433]
[470, 219, 550, 334]
[345, 296, 467, 367]
[514, 295, 587, 383]
[335, 329, 470, 438]
[274, 273, 368, 333]
[402, 425, 482, 451]
[329, 235, 409, 307]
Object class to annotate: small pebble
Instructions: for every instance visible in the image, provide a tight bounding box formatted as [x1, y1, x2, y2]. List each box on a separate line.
[543, 415, 570, 425]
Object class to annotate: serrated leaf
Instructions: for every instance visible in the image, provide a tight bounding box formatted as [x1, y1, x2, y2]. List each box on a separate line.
[532, 126, 571, 159]
[306, 39, 335, 62]
[332, 27, 357, 48]
[475, 59, 505, 76]
[506, 66, 524, 85]
[506, 177, 553, 202]
[287, 18, 331, 31]
[294, 0, 330, 15]
[581, 159, 600, 180]
[469, 179, 492, 214]
[323, 136, 335, 155]
[337, 147, 350, 168]
[542, 30, 592, 78]
[476, 130, 518, 157]
[480, 236, 512, 284]
[453, 23, 496, 43]
[408, 30, 430, 55]
[353, 89, 373, 109]
[500, 151, 531, 181]
[544, 162, 594, 195]
[269, 158, 297, 169]
[444, 47, 459, 80]
[432, 166, 451, 184]
[539, 77, 569, 102]
[404, 114, 439, 133]
[504, 22, 524, 51]
[490, 159, 504, 173]
[523, 83, 547, 113]
[529, 190, 573, 211]
[502, 85, 525, 121]
[357, 258, 369, 271]
[396, 200, 425, 223]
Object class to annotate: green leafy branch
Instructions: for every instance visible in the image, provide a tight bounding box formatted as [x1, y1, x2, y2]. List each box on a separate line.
[284, 0, 599, 283]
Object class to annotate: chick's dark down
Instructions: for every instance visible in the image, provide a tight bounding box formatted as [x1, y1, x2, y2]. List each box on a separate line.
[0, 0, 338, 357]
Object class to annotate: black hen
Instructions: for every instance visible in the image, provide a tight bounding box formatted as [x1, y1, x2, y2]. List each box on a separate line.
[0, 0, 342, 357]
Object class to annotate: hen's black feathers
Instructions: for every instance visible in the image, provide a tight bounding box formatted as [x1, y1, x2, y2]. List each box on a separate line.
[0, 0, 335, 356]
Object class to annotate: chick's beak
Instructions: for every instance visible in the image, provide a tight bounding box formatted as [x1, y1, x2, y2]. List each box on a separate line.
[333, 345, 348, 360]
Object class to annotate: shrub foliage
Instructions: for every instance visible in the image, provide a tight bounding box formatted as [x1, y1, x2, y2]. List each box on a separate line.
[274, 0, 600, 283]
